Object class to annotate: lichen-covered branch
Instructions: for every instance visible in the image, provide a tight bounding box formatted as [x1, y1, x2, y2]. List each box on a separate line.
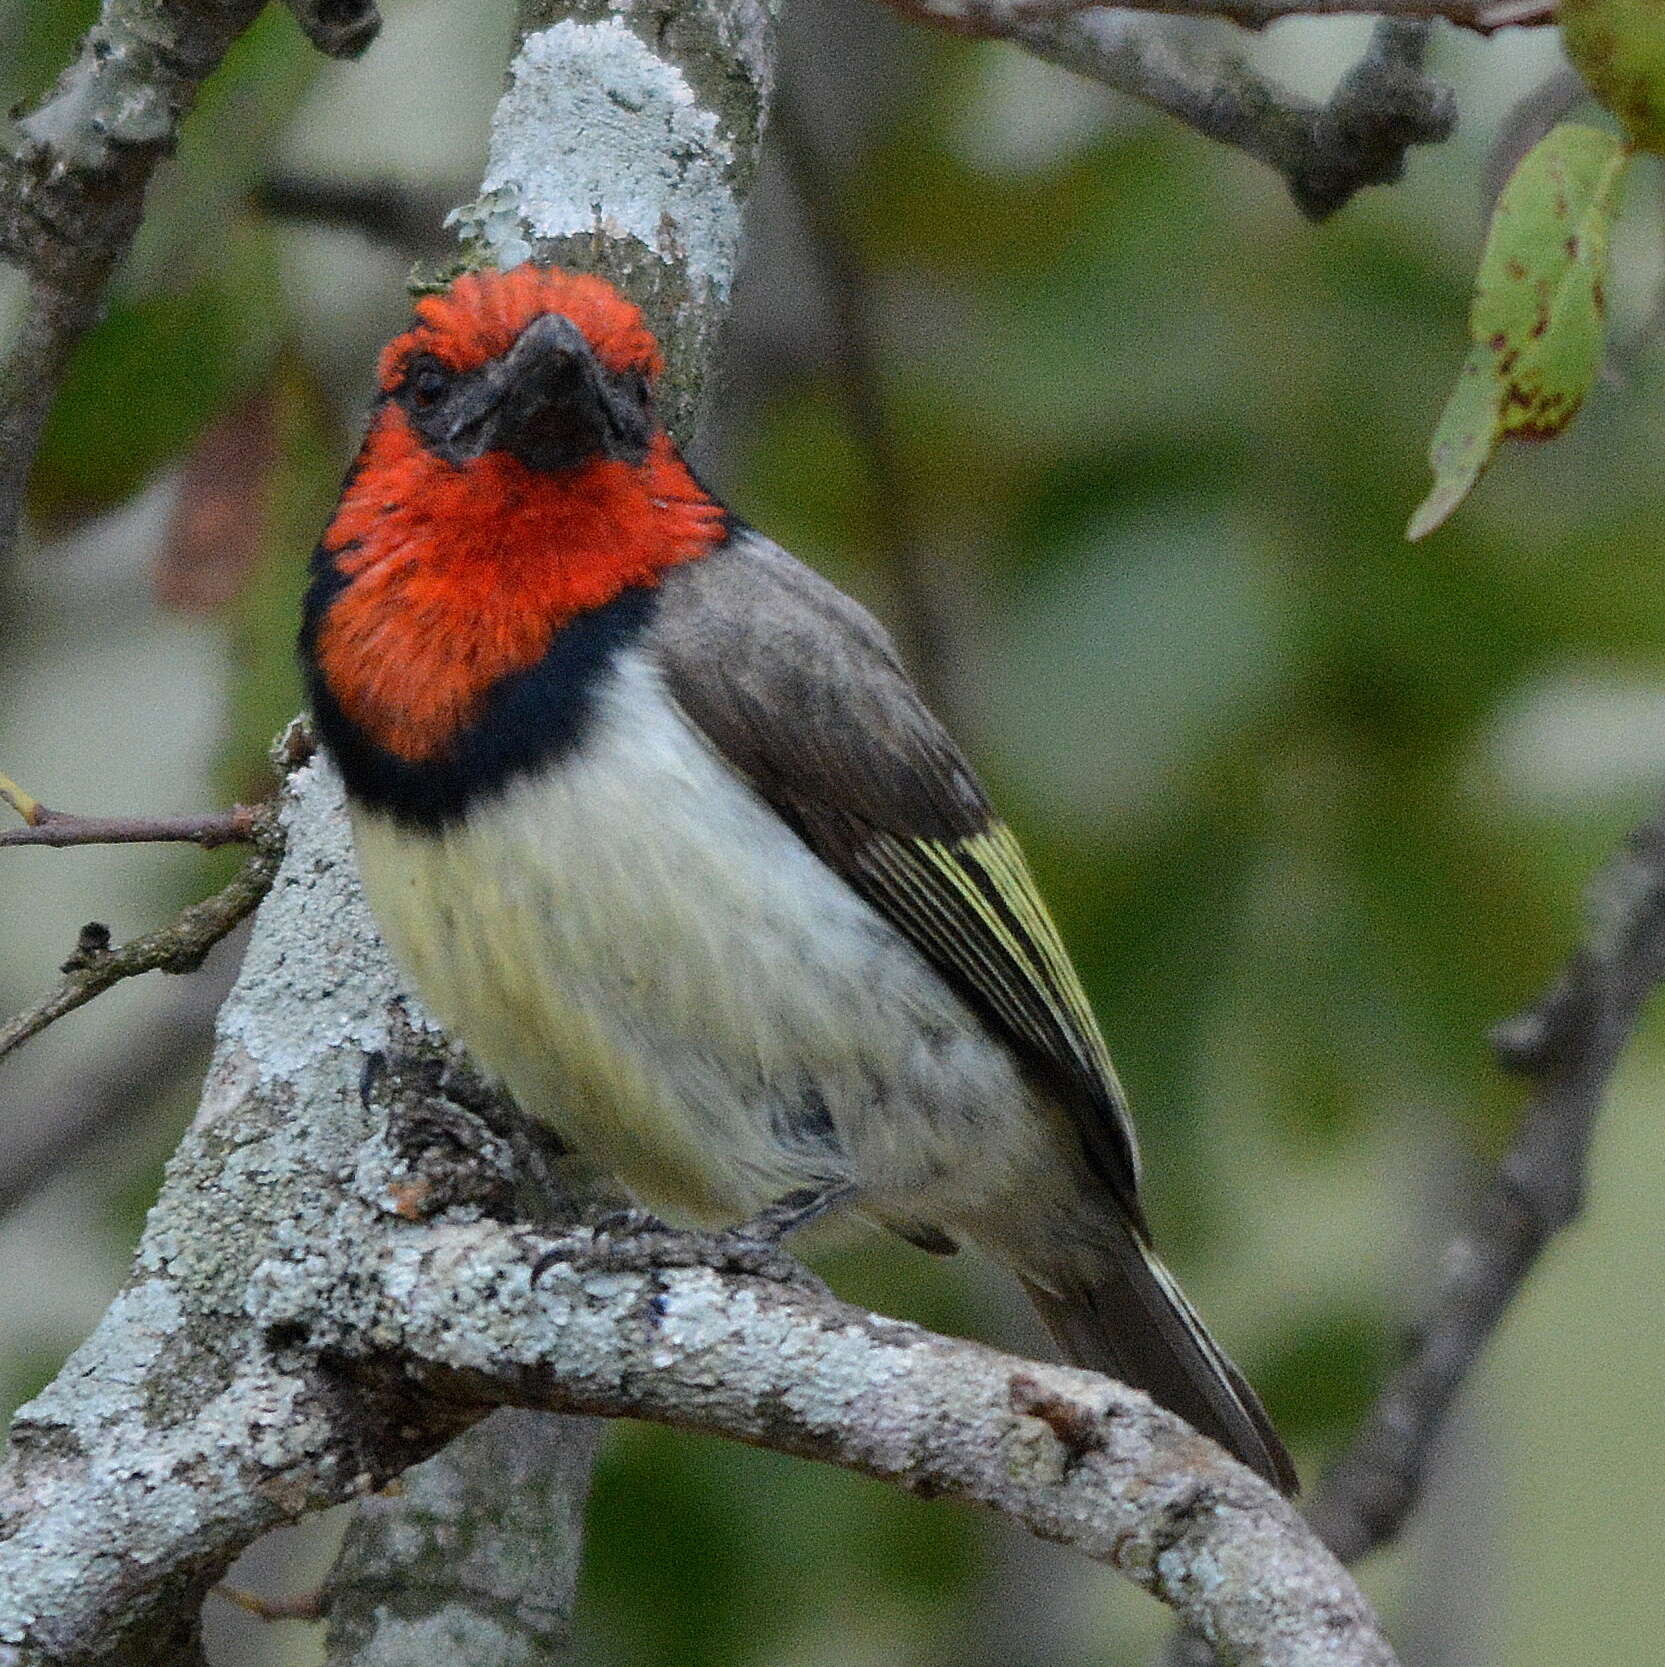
[0, 759, 1398, 1667]
[274, 1215, 1399, 1667]
[0, 0, 379, 571]
[887, 8, 1457, 219]
[0, 760, 542, 1667]
[882, 0, 1551, 33]
[445, 0, 779, 442]
[321, 1411, 602, 1667]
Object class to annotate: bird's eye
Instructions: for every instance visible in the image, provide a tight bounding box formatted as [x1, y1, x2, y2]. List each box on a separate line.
[408, 364, 448, 407]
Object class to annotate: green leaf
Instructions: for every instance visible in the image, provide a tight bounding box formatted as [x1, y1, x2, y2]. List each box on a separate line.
[28, 226, 284, 526]
[28, 287, 243, 525]
[1407, 346, 1504, 542]
[1408, 124, 1630, 540]
[1476, 124, 1629, 438]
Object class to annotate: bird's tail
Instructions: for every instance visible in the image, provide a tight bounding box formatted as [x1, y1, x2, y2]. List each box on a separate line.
[1018, 1225, 1297, 1494]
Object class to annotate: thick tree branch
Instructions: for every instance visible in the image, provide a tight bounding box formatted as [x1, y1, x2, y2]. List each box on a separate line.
[284, 1217, 1398, 1667]
[0, 760, 537, 1665]
[0, 0, 379, 571]
[914, 9, 1456, 219]
[0, 760, 1398, 1667]
[883, 0, 1552, 32]
[445, 0, 779, 443]
[321, 1411, 602, 1666]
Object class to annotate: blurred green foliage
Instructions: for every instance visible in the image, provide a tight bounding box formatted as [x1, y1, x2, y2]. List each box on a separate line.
[33, 276, 254, 523]
[8, 7, 1665, 1667]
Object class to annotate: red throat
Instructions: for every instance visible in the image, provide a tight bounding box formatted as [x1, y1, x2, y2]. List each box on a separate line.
[315, 407, 725, 763]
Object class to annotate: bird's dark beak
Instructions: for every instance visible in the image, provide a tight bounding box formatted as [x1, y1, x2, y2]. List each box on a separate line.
[438, 312, 653, 471]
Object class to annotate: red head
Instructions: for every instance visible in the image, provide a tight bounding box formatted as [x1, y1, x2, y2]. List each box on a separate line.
[307, 265, 725, 769]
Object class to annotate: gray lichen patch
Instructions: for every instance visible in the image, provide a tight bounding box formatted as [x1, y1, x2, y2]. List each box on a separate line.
[218, 757, 410, 1079]
[9, 1281, 183, 1441]
[466, 19, 740, 293]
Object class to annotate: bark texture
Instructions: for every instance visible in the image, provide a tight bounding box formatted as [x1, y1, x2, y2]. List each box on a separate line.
[0, 760, 1399, 1667]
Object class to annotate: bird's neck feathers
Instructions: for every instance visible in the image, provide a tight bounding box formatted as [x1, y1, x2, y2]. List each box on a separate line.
[313, 409, 725, 766]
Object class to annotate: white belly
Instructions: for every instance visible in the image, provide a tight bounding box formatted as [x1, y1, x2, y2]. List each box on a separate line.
[350, 650, 1047, 1226]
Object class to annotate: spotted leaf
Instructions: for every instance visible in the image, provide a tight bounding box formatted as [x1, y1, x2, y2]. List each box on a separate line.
[1409, 123, 1630, 540]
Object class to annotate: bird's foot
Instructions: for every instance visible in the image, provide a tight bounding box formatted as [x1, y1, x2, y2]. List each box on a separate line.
[539, 1228, 817, 1291]
[589, 1205, 673, 1238]
[727, 1182, 858, 1245]
[527, 1190, 850, 1293]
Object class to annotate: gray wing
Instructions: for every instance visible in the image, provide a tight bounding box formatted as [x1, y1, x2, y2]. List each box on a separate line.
[650, 528, 1144, 1222]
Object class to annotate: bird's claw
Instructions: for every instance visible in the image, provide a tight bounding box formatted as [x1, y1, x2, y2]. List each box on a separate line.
[528, 1221, 823, 1293]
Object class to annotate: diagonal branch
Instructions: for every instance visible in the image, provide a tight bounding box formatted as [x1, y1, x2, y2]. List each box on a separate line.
[0, 803, 265, 851]
[0, 806, 282, 1063]
[0, 0, 381, 572]
[884, 4, 1457, 219]
[1307, 796, 1665, 1560]
[0, 758, 1400, 1667]
[982, 11, 1456, 218]
[284, 1218, 1399, 1667]
[1163, 795, 1665, 1667]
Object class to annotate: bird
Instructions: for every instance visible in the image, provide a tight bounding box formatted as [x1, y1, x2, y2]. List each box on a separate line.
[298, 263, 1296, 1493]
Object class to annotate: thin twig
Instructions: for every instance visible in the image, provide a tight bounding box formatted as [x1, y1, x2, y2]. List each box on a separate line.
[0, 807, 283, 1063]
[213, 1585, 325, 1623]
[0, 804, 264, 850]
[768, 94, 966, 725]
[1479, 62, 1586, 218]
[253, 173, 455, 252]
[1306, 800, 1665, 1559]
